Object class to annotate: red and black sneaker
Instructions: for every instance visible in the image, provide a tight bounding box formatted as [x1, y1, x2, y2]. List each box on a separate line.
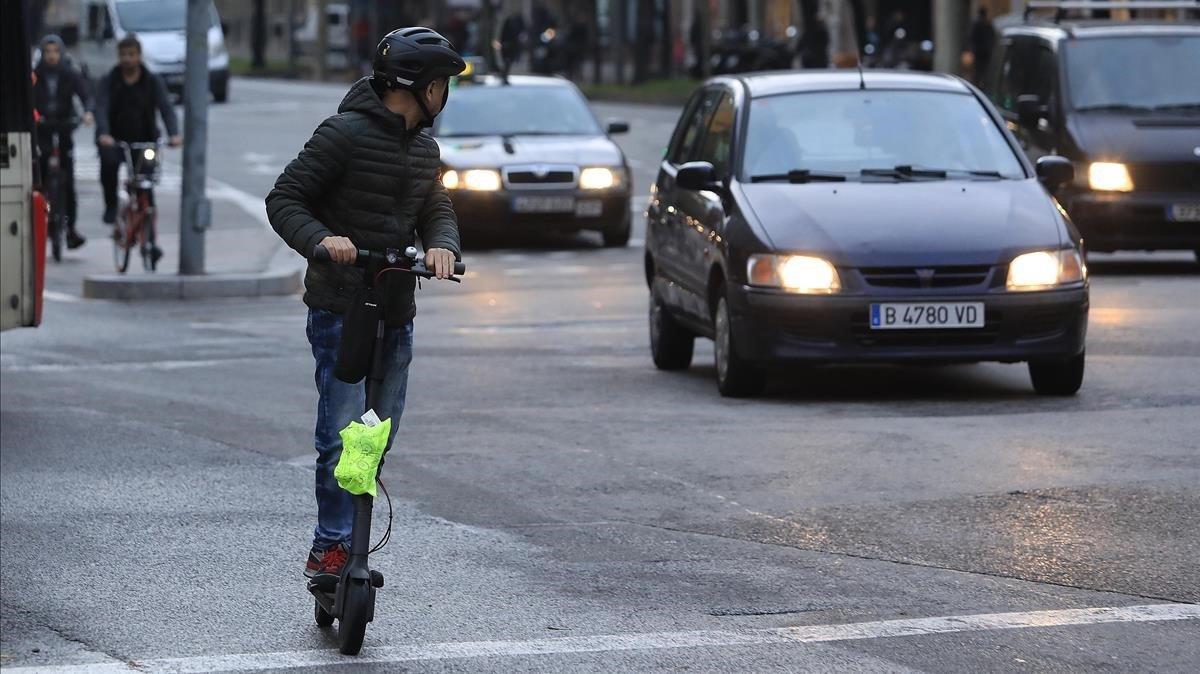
[304, 543, 349, 578]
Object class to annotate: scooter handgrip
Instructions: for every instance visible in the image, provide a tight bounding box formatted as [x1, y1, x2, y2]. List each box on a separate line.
[311, 245, 331, 262]
[453, 261, 466, 276]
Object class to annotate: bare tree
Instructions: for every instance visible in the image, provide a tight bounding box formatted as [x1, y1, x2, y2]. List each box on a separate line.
[479, 0, 498, 72]
[615, 0, 627, 84]
[659, 0, 673, 78]
[633, 0, 653, 83]
[251, 0, 266, 69]
[590, 0, 603, 84]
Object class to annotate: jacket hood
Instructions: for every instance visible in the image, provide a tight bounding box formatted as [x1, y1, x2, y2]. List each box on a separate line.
[36, 35, 66, 72]
[338, 77, 409, 130]
[738, 178, 1066, 267]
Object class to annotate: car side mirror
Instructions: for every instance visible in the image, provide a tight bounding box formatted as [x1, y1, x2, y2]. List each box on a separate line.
[676, 161, 723, 194]
[1036, 155, 1074, 192]
[1016, 94, 1047, 128]
[606, 120, 630, 135]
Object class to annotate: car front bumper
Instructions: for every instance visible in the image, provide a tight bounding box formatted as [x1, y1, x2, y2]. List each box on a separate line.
[1064, 190, 1200, 252]
[448, 189, 630, 235]
[158, 68, 229, 94]
[729, 286, 1088, 365]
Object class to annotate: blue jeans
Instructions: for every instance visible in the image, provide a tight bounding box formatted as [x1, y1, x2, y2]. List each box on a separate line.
[307, 308, 413, 551]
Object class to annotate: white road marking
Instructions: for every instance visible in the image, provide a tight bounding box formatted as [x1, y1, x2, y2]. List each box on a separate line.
[72, 154, 271, 232]
[1, 356, 272, 374]
[42, 290, 83, 303]
[6, 604, 1195, 673]
[206, 177, 272, 231]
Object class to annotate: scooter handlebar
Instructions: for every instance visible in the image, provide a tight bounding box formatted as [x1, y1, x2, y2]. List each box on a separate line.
[311, 244, 466, 277]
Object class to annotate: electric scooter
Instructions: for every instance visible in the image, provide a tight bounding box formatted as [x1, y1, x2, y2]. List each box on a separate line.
[307, 244, 465, 655]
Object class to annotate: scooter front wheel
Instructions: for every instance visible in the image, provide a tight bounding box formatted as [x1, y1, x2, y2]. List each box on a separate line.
[314, 599, 334, 627]
[338, 580, 371, 655]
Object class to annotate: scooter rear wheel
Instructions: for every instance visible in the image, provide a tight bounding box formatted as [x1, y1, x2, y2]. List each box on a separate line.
[314, 599, 334, 627]
[338, 580, 371, 655]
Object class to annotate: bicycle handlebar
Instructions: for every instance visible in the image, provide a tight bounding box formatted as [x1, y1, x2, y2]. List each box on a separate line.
[311, 245, 466, 279]
[37, 117, 82, 130]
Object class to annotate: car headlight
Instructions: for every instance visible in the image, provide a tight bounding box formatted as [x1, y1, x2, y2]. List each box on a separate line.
[580, 167, 618, 190]
[747, 254, 841, 293]
[1007, 249, 1086, 290]
[444, 169, 501, 191]
[1088, 162, 1133, 192]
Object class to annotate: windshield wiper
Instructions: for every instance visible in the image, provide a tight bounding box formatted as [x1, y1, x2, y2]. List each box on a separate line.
[948, 169, 1005, 179]
[861, 166, 1006, 181]
[750, 169, 846, 184]
[1150, 103, 1200, 112]
[861, 165, 947, 180]
[1075, 103, 1155, 113]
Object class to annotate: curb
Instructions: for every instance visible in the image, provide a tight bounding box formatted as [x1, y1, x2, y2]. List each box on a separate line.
[82, 266, 302, 301]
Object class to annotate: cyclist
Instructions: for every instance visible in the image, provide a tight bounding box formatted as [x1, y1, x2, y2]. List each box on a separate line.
[95, 33, 180, 262]
[265, 28, 464, 578]
[33, 34, 93, 250]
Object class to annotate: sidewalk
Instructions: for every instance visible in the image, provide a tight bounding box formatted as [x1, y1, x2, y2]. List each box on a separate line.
[45, 131, 302, 301]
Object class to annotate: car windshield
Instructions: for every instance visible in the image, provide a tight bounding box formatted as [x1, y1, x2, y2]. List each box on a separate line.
[1064, 36, 1200, 111]
[742, 90, 1025, 180]
[115, 0, 218, 32]
[436, 85, 602, 137]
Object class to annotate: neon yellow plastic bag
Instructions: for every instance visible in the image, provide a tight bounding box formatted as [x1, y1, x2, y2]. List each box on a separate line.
[334, 418, 391, 497]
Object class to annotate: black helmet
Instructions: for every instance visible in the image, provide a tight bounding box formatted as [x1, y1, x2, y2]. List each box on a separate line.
[373, 27, 465, 123]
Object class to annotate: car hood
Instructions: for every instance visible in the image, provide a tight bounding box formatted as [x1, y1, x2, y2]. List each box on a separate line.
[739, 179, 1064, 267]
[436, 134, 623, 168]
[1068, 110, 1200, 162]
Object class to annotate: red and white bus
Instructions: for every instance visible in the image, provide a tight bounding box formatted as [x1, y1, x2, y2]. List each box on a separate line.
[1, 0, 47, 332]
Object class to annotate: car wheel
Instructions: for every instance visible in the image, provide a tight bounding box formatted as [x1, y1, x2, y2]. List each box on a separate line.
[212, 75, 229, 103]
[602, 213, 631, 248]
[1028, 350, 1085, 396]
[650, 292, 694, 370]
[713, 294, 765, 398]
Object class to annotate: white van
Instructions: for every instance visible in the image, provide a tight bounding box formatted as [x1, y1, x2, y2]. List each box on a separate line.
[75, 0, 230, 102]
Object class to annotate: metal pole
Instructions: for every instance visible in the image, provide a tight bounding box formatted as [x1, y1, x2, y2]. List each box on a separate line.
[179, 0, 210, 275]
[933, 0, 967, 74]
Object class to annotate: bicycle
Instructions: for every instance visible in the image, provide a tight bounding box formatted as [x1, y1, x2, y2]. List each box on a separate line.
[112, 141, 162, 273]
[37, 117, 79, 262]
[306, 244, 464, 655]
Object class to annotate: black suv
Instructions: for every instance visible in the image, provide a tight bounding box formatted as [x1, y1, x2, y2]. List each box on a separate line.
[982, 12, 1199, 258]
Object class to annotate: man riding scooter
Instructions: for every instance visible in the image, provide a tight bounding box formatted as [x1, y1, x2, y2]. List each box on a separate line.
[265, 27, 464, 580]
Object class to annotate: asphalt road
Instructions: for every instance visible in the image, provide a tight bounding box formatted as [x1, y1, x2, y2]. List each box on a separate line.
[1, 77, 1197, 673]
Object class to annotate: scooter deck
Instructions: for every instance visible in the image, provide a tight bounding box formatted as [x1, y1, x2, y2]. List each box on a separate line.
[307, 573, 339, 594]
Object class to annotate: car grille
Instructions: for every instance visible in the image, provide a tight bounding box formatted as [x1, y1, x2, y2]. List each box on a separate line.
[858, 265, 993, 289]
[1129, 162, 1200, 193]
[850, 311, 1002, 347]
[504, 165, 577, 189]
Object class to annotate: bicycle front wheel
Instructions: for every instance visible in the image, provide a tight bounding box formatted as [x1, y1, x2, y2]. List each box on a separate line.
[140, 195, 158, 272]
[113, 209, 133, 273]
[50, 214, 65, 263]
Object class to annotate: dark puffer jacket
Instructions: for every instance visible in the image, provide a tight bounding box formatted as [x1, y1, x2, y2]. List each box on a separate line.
[267, 77, 461, 325]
